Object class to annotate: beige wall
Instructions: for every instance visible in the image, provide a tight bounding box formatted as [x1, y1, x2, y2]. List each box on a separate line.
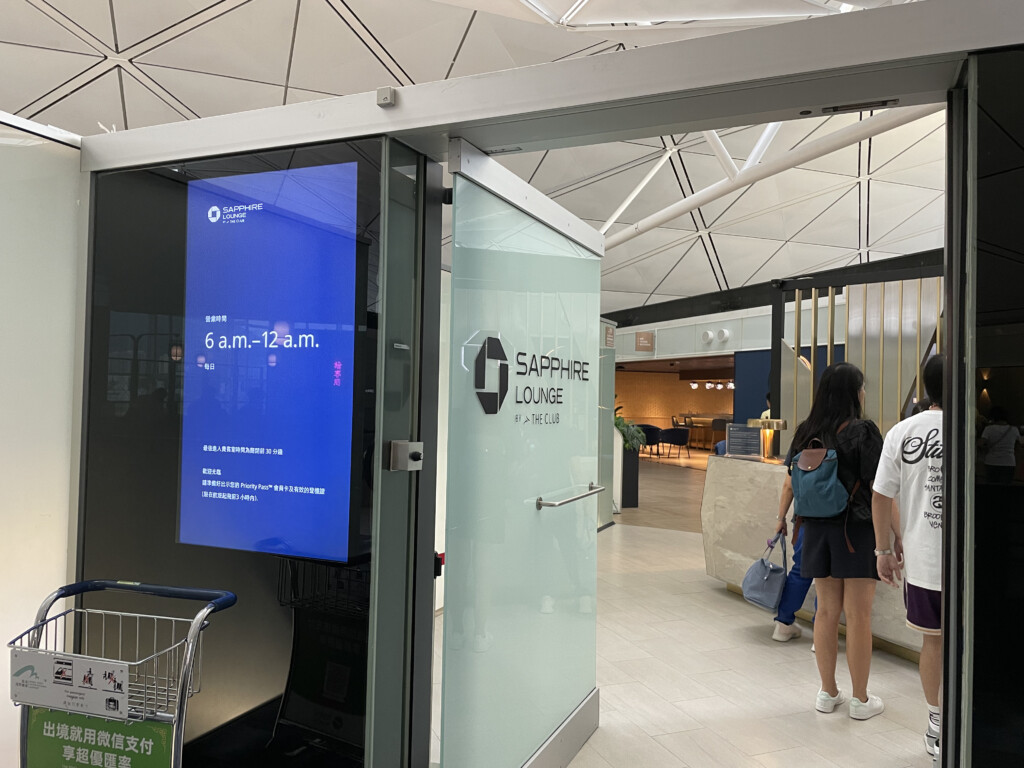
[615, 371, 734, 428]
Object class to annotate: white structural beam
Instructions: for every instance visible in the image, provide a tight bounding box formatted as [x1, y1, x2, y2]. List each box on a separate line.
[743, 122, 782, 170]
[82, 0, 1015, 172]
[605, 103, 942, 250]
[701, 130, 739, 179]
[599, 147, 677, 234]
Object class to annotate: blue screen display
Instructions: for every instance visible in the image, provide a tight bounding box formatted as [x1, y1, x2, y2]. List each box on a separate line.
[178, 162, 358, 561]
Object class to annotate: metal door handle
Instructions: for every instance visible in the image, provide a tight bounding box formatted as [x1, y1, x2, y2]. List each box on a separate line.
[536, 482, 605, 510]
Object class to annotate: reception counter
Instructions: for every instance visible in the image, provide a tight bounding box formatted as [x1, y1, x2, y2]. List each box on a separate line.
[700, 455, 922, 655]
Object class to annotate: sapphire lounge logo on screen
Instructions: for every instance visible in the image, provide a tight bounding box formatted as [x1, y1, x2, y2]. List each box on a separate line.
[475, 336, 509, 415]
[207, 202, 264, 224]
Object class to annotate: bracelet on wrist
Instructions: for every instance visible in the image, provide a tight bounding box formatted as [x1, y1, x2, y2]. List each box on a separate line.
[873, 548, 892, 557]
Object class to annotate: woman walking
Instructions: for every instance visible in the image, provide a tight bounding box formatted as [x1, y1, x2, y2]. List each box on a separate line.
[773, 362, 886, 719]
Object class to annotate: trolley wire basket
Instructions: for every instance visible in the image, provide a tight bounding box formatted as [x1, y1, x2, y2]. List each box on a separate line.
[9, 580, 236, 768]
[9, 607, 204, 723]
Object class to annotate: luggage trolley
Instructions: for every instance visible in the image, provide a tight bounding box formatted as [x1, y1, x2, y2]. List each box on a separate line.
[9, 580, 236, 768]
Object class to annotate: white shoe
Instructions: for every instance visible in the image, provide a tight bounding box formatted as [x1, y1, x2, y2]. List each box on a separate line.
[849, 694, 885, 720]
[811, 642, 815, 653]
[932, 741, 940, 767]
[815, 688, 846, 713]
[925, 727, 939, 756]
[772, 622, 802, 642]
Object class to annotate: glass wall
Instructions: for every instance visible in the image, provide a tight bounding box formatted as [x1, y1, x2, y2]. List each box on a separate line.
[442, 175, 600, 768]
[83, 140, 385, 756]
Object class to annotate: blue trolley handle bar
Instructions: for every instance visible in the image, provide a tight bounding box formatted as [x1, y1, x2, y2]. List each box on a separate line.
[53, 580, 237, 613]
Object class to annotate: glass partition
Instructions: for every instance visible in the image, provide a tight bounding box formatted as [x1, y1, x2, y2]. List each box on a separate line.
[442, 175, 600, 768]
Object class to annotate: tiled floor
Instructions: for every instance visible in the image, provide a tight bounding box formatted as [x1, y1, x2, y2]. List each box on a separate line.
[432, 460, 934, 767]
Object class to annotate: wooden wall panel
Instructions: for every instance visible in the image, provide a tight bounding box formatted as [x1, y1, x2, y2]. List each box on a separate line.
[615, 371, 734, 429]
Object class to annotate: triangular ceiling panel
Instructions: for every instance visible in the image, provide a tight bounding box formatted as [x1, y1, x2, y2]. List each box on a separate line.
[601, 225, 699, 274]
[287, 0, 401, 96]
[872, 126, 944, 190]
[43, 0, 115, 50]
[705, 233, 785, 287]
[715, 182, 855, 242]
[870, 193, 944, 253]
[138, 65, 284, 118]
[648, 247, 723, 298]
[601, 291, 650, 315]
[110, 0, 220, 51]
[868, 180, 942, 247]
[121, 70, 186, 129]
[31, 67, 123, 135]
[869, 109, 946, 173]
[345, 0, 473, 84]
[2, 0, 101, 54]
[495, 150, 547, 183]
[0, 42, 99, 115]
[787, 184, 860, 249]
[285, 87, 339, 106]
[136, 0, 297, 85]
[744, 241, 857, 285]
[532, 142, 655, 194]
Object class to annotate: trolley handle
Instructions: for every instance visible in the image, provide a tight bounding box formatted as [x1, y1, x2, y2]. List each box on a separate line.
[54, 580, 237, 613]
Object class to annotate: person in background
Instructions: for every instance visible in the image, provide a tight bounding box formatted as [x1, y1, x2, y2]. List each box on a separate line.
[872, 355, 945, 765]
[774, 362, 885, 720]
[761, 392, 772, 420]
[770, 489, 813, 644]
[978, 405, 1023, 484]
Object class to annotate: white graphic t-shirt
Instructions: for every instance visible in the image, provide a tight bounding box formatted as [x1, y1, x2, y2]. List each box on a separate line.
[873, 410, 943, 591]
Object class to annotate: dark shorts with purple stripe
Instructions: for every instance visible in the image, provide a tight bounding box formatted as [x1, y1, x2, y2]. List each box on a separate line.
[904, 583, 942, 635]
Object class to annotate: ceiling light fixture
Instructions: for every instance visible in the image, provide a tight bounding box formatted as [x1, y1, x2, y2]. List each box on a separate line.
[690, 381, 698, 389]
[705, 382, 714, 390]
[716, 382, 725, 390]
[726, 381, 735, 390]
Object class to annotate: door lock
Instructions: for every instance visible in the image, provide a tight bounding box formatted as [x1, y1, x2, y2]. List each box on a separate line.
[388, 440, 424, 471]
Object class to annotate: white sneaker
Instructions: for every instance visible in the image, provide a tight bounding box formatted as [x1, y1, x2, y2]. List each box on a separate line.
[932, 741, 940, 767]
[772, 622, 802, 642]
[925, 728, 939, 756]
[849, 694, 885, 720]
[811, 642, 815, 653]
[815, 688, 846, 713]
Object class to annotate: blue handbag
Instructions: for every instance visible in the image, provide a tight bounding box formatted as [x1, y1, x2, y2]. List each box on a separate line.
[742, 533, 788, 611]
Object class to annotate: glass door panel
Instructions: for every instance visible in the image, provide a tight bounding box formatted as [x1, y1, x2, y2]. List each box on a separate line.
[441, 173, 601, 768]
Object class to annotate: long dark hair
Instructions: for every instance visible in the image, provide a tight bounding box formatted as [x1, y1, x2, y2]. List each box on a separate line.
[791, 362, 865, 452]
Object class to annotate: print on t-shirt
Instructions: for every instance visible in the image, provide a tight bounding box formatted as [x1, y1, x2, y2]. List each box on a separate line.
[874, 410, 944, 591]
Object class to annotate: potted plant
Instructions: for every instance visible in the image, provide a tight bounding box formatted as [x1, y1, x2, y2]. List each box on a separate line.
[614, 404, 645, 508]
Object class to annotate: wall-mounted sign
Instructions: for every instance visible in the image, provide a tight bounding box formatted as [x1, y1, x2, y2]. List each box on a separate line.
[604, 325, 615, 348]
[635, 331, 654, 352]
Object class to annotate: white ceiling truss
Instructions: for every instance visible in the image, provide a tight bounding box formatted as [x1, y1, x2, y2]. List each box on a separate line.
[1, 0, 944, 314]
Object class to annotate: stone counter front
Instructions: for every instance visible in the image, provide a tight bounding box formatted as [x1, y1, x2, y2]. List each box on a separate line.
[700, 455, 922, 653]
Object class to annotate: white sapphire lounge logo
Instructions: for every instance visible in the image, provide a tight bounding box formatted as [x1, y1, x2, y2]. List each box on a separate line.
[208, 205, 221, 223]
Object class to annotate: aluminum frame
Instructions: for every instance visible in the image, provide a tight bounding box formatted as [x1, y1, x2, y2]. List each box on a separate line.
[448, 138, 604, 257]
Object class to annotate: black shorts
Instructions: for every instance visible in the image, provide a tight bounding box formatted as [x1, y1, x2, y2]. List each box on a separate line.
[799, 518, 878, 580]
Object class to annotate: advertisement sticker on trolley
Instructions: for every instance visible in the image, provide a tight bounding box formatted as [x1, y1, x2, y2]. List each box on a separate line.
[11, 649, 129, 720]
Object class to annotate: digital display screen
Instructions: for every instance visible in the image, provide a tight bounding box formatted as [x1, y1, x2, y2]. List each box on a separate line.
[178, 162, 359, 561]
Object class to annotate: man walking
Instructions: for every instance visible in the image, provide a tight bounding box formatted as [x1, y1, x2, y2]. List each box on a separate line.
[872, 356, 944, 765]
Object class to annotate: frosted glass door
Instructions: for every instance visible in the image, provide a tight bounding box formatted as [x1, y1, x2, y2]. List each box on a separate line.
[441, 175, 600, 768]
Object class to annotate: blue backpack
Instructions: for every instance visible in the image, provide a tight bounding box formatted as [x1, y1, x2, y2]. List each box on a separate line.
[790, 423, 859, 519]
